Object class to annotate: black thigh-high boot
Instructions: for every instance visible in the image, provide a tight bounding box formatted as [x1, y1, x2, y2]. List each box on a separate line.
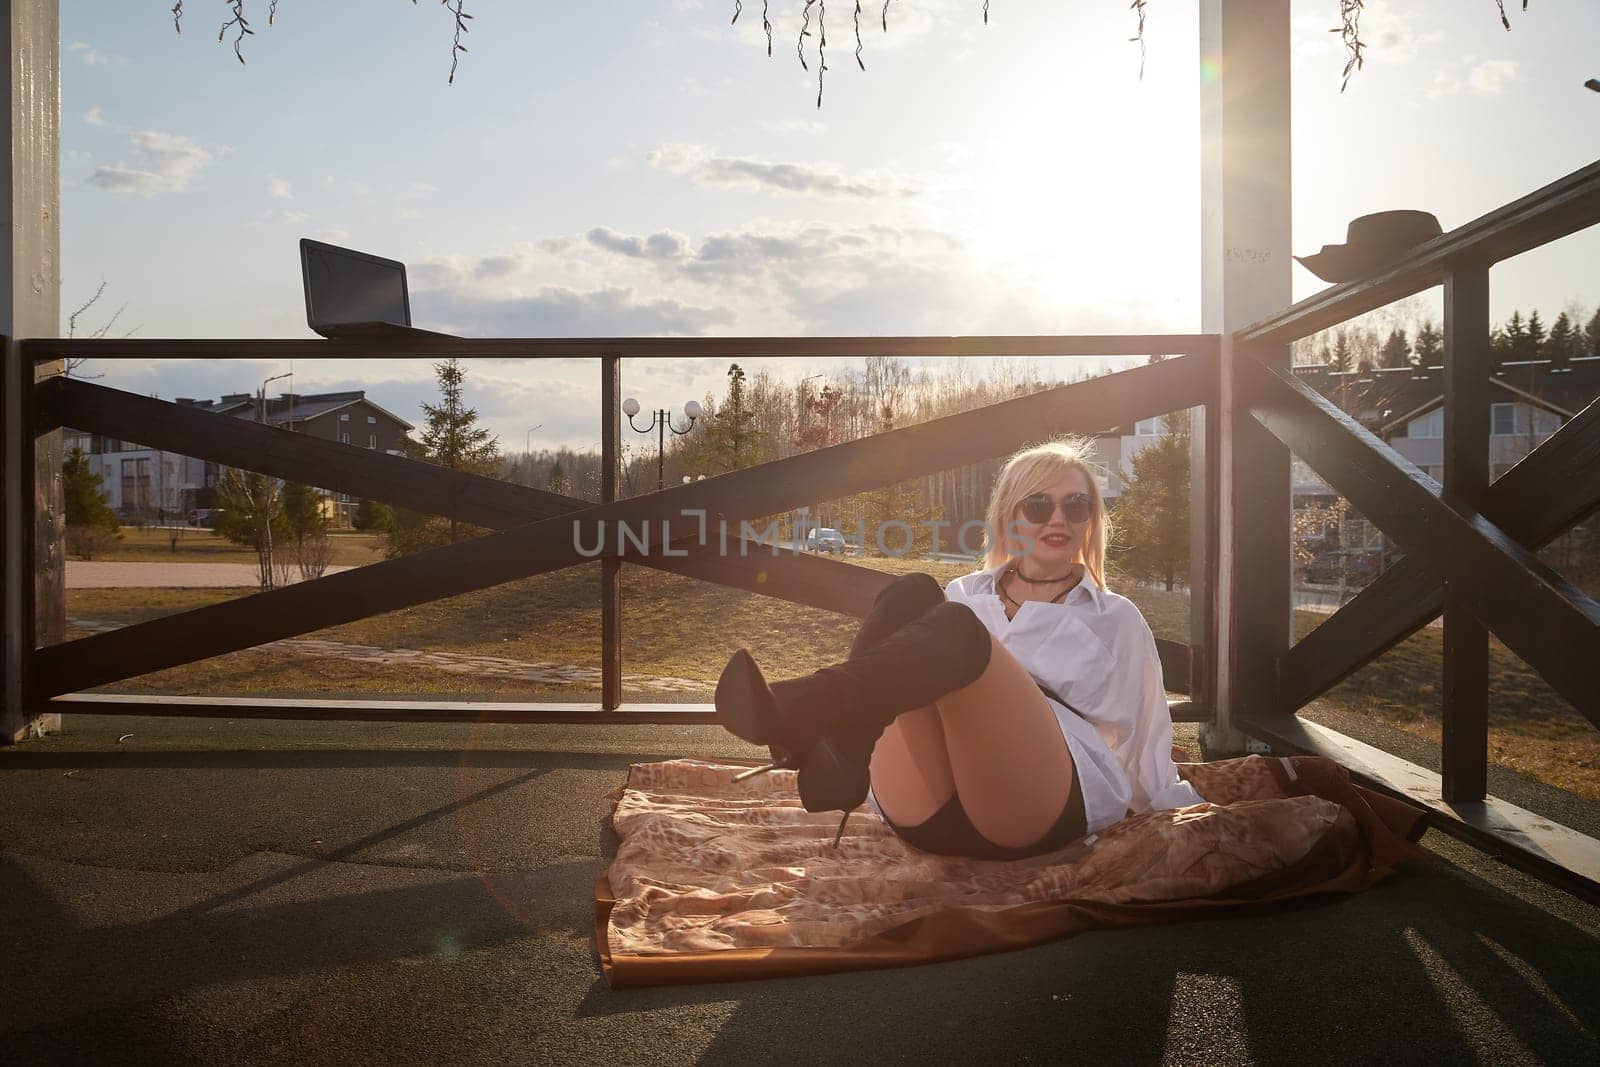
[715, 571, 993, 843]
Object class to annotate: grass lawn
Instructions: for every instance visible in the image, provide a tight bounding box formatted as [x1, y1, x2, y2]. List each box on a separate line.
[61, 555, 1600, 800]
[81, 527, 384, 567]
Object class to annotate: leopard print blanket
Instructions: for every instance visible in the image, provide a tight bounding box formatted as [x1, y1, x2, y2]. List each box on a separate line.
[596, 753, 1432, 987]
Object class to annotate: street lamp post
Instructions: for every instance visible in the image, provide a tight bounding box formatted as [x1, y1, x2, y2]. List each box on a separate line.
[525, 424, 542, 487]
[623, 397, 702, 491]
[258, 371, 291, 424]
[797, 373, 826, 542]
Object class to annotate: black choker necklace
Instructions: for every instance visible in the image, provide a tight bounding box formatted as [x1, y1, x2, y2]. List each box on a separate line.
[1007, 561, 1082, 585]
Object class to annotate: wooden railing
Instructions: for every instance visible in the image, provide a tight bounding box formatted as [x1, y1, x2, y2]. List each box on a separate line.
[14, 158, 1600, 900]
[1226, 158, 1600, 900]
[19, 334, 1220, 725]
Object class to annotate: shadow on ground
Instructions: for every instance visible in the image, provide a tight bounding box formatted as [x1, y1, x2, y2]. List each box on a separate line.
[2, 715, 1597, 1065]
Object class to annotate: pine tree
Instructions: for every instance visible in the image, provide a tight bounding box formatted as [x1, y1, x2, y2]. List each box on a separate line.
[383, 357, 501, 553]
[1380, 328, 1411, 369]
[1585, 308, 1600, 357]
[420, 357, 500, 476]
[1330, 329, 1352, 373]
[1111, 416, 1191, 591]
[351, 497, 389, 532]
[62, 446, 121, 559]
[1547, 312, 1581, 366]
[1414, 320, 1443, 364]
[1525, 309, 1547, 359]
[699, 363, 764, 473]
[1497, 310, 1527, 361]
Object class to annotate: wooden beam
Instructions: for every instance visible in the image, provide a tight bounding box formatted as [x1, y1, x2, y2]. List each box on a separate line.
[48, 693, 1209, 723]
[1280, 392, 1600, 711]
[600, 354, 622, 712]
[33, 353, 1213, 698]
[1239, 353, 1600, 726]
[1237, 159, 1600, 348]
[24, 334, 1220, 363]
[49, 375, 575, 527]
[1440, 268, 1492, 802]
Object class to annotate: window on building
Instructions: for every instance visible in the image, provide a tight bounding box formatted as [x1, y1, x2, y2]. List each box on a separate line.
[1408, 408, 1444, 439]
[1491, 402, 1518, 436]
[367, 434, 377, 449]
[367, 415, 377, 424]
[1532, 408, 1562, 436]
[341, 432, 351, 444]
[120, 457, 151, 513]
[1134, 416, 1164, 436]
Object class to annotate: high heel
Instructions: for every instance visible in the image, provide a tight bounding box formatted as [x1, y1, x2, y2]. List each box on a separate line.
[713, 590, 994, 847]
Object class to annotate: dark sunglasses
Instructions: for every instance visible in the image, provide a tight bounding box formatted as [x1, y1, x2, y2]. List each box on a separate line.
[1017, 491, 1093, 525]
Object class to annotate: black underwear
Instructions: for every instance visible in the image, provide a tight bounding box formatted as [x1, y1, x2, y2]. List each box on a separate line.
[879, 769, 1088, 861]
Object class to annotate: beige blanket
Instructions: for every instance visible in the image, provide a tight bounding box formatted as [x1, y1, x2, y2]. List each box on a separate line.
[596, 753, 1432, 987]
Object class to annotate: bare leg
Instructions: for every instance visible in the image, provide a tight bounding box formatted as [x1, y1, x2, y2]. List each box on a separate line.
[932, 633, 1076, 849]
[868, 705, 956, 827]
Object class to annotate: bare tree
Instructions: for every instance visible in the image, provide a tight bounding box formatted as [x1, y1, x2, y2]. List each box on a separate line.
[63, 281, 141, 379]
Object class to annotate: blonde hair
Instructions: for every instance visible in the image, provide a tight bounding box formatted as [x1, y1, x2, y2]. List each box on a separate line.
[981, 436, 1110, 590]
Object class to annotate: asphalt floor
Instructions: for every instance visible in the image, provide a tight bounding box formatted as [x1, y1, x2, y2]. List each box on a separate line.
[3, 713, 1598, 1065]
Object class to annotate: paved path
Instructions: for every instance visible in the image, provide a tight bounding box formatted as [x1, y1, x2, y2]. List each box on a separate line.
[68, 561, 357, 588]
[2, 714, 1597, 1063]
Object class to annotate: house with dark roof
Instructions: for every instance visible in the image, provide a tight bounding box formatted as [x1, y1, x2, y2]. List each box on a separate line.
[1092, 353, 1600, 585]
[63, 390, 414, 523]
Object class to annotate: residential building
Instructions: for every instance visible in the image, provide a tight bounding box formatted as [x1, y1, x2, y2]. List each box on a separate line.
[63, 389, 415, 524]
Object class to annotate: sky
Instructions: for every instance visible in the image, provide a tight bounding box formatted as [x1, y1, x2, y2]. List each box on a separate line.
[59, 0, 1600, 452]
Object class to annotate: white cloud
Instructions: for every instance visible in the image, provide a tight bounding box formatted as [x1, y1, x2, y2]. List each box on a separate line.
[415, 284, 734, 337]
[68, 41, 120, 66]
[415, 217, 1167, 340]
[1468, 59, 1518, 95]
[268, 176, 294, 200]
[586, 226, 689, 260]
[1291, 3, 1441, 64]
[646, 143, 919, 199]
[83, 106, 109, 127]
[1427, 56, 1518, 99]
[86, 130, 216, 196]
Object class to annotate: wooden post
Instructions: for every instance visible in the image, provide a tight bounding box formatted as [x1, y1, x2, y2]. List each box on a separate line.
[2, 0, 61, 744]
[600, 354, 622, 711]
[1441, 267, 1492, 800]
[1188, 359, 1220, 712]
[1199, 0, 1292, 755]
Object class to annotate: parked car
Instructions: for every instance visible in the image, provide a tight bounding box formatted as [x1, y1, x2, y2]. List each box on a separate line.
[804, 527, 847, 555]
[187, 508, 215, 527]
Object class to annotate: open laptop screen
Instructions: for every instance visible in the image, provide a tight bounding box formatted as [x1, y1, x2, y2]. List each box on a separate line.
[301, 239, 412, 334]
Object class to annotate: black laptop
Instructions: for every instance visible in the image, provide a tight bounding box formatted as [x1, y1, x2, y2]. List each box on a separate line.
[300, 238, 456, 340]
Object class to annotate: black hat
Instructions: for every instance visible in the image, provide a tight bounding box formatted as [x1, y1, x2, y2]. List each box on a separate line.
[1294, 210, 1444, 284]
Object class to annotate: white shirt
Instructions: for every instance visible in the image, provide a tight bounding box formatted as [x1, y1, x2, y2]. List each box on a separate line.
[863, 560, 1205, 836]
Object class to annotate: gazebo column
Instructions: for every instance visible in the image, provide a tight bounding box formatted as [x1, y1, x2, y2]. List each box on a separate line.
[1199, 0, 1292, 757]
[2, 0, 61, 743]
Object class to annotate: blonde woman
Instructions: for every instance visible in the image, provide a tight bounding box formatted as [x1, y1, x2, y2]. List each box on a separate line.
[714, 436, 1204, 858]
